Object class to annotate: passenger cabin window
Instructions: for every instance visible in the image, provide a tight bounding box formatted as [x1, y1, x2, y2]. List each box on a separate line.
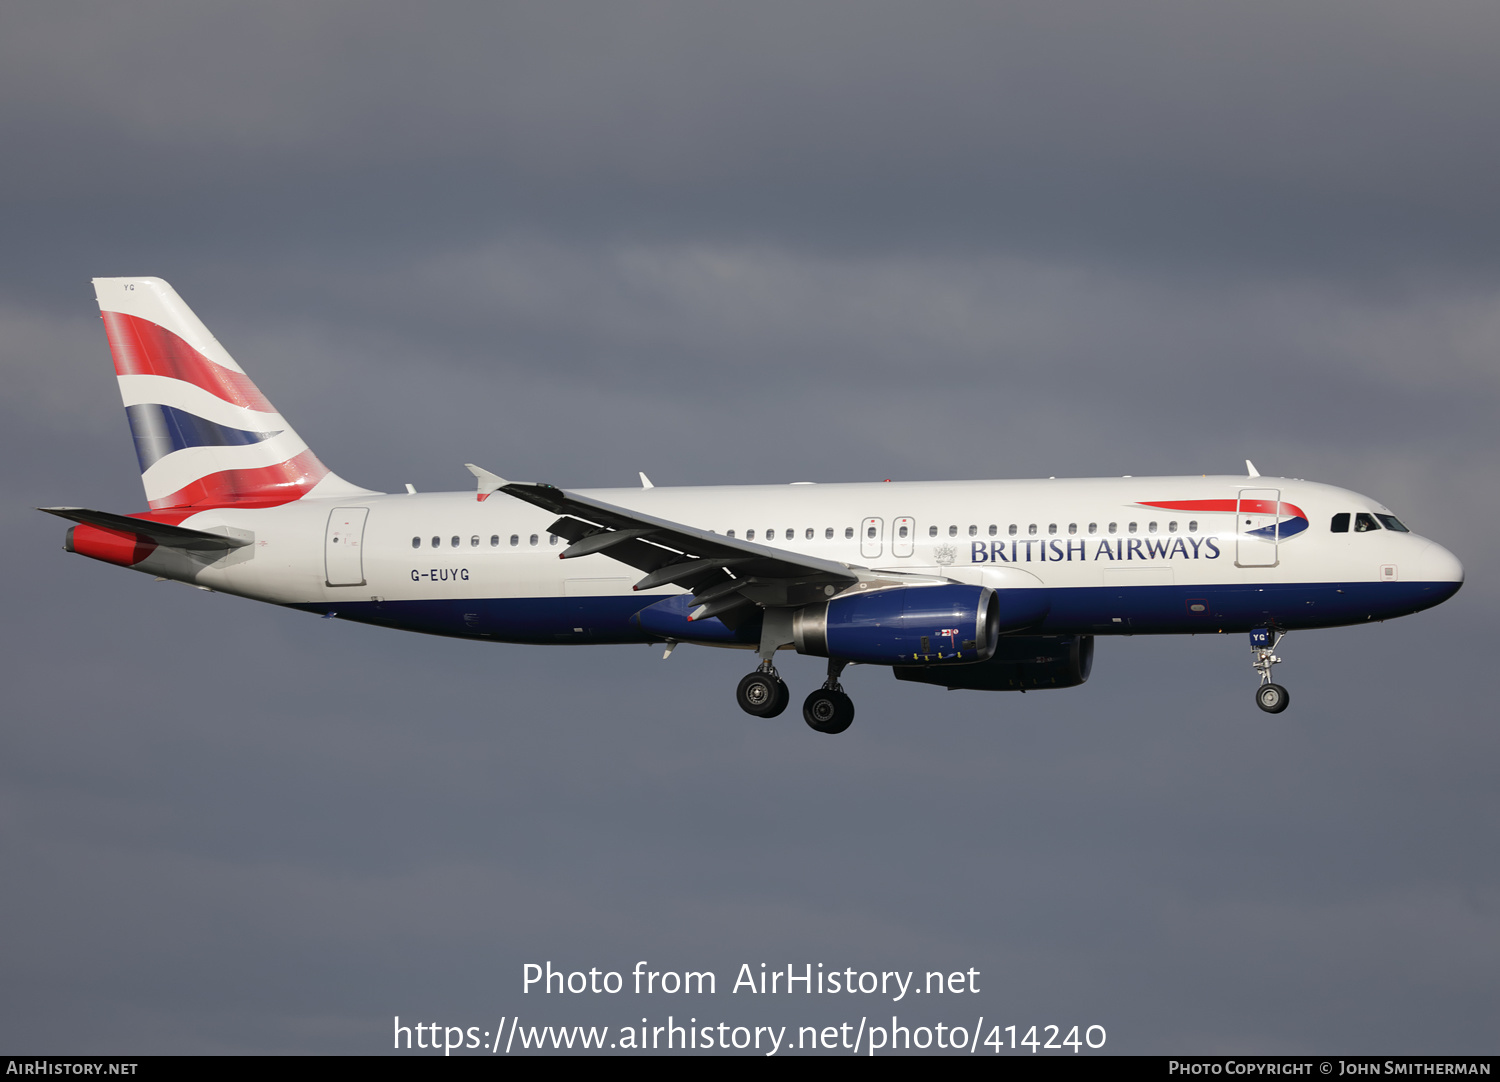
[898, 524, 909, 539]
[1108, 523, 1118, 534]
[1330, 513, 1350, 533]
[431, 536, 440, 548]
[1028, 524, 1037, 536]
[1354, 513, 1380, 532]
[1168, 521, 1178, 533]
[411, 536, 421, 549]
[1088, 523, 1098, 535]
[806, 528, 814, 540]
[988, 524, 997, 536]
[1008, 524, 1018, 537]
[786, 529, 794, 541]
[1128, 522, 1138, 534]
[529, 534, 539, 546]
[825, 528, 833, 539]
[968, 525, 977, 537]
[471, 536, 480, 547]
[1048, 523, 1057, 535]
[509, 534, 519, 547]
[490, 535, 499, 547]
[549, 534, 558, 546]
[450, 536, 460, 548]
[948, 525, 957, 537]
[1376, 514, 1409, 533]
[844, 527, 854, 539]
[929, 525, 938, 537]
[868, 525, 878, 539]
[1068, 523, 1077, 535]
[727, 529, 735, 538]
[1148, 522, 1157, 534]
[1188, 520, 1198, 533]
[746, 529, 755, 540]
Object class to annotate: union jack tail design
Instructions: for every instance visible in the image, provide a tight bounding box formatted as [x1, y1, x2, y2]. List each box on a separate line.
[93, 277, 375, 511]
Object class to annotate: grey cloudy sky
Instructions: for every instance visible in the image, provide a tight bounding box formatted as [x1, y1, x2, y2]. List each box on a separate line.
[2, 2, 1494, 1054]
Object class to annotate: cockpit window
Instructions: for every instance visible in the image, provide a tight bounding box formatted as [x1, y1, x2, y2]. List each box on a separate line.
[1330, 513, 1349, 533]
[1354, 513, 1380, 532]
[1375, 514, 1409, 533]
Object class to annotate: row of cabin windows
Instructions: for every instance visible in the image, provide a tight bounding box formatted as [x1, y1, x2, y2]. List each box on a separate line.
[728, 521, 1202, 541]
[414, 527, 875, 547]
[409, 514, 1407, 554]
[921, 521, 1197, 538]
[412, 534, 559, 549]
[410, 519, 1212, 551]
[725, 527, 854, 541]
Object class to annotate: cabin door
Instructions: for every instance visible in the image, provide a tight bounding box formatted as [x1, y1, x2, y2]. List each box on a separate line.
[325, 507, 369, 586]
[1235, 488, 1280, 568]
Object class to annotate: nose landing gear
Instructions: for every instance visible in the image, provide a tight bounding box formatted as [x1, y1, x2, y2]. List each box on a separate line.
[1251, 628, 1290, 713]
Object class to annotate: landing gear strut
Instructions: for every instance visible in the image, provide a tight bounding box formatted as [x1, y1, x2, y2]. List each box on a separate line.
[803, 659, 854, 734]
[1250, 628, 1290, 714]
[736, 660, 789, 718]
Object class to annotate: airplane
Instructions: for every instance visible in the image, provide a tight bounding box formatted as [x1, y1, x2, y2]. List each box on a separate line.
[43, 278, 1464, 734]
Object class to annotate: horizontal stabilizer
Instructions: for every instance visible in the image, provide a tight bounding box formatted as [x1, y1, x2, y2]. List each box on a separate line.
[39, 506, 251, 552]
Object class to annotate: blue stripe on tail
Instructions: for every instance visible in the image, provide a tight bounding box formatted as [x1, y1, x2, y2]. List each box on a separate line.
[124, 403, 283, 472]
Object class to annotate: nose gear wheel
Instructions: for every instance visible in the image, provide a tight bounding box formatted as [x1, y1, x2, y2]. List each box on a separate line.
[1256, 683, 1290, 713]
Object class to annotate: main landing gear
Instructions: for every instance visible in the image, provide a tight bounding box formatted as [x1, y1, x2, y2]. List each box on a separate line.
[736, 661, 790, 718]
[734, 658, 855, 734]
[802, 659, 854, 735]
[1250, 628, 1290, 714]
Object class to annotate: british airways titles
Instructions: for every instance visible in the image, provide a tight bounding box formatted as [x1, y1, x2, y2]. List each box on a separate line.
[968, 535, 1223, 564]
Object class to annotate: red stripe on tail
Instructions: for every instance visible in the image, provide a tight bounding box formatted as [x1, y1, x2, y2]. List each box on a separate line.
[100, 311, 274, 412]
[148, 448, 330, 510]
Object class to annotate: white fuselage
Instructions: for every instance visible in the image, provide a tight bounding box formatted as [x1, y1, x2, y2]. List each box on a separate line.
[140, 474, 1462, 645]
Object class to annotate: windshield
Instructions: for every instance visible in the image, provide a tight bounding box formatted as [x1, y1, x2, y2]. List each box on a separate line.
[1375, 514, 1409, 533]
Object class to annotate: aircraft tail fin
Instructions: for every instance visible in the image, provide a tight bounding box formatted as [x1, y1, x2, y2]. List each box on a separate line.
[92, 277, 376, 510]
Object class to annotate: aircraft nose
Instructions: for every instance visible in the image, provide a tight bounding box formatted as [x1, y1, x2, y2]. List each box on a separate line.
[1421, 541, 1464, 585]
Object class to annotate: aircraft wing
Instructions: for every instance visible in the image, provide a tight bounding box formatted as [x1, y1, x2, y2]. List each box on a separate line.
[481, 471, 861, 622]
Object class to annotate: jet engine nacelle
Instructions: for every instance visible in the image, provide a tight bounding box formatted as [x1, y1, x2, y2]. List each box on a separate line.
[793, 584, 1000, 665]
[893, 634, 1094, 691]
